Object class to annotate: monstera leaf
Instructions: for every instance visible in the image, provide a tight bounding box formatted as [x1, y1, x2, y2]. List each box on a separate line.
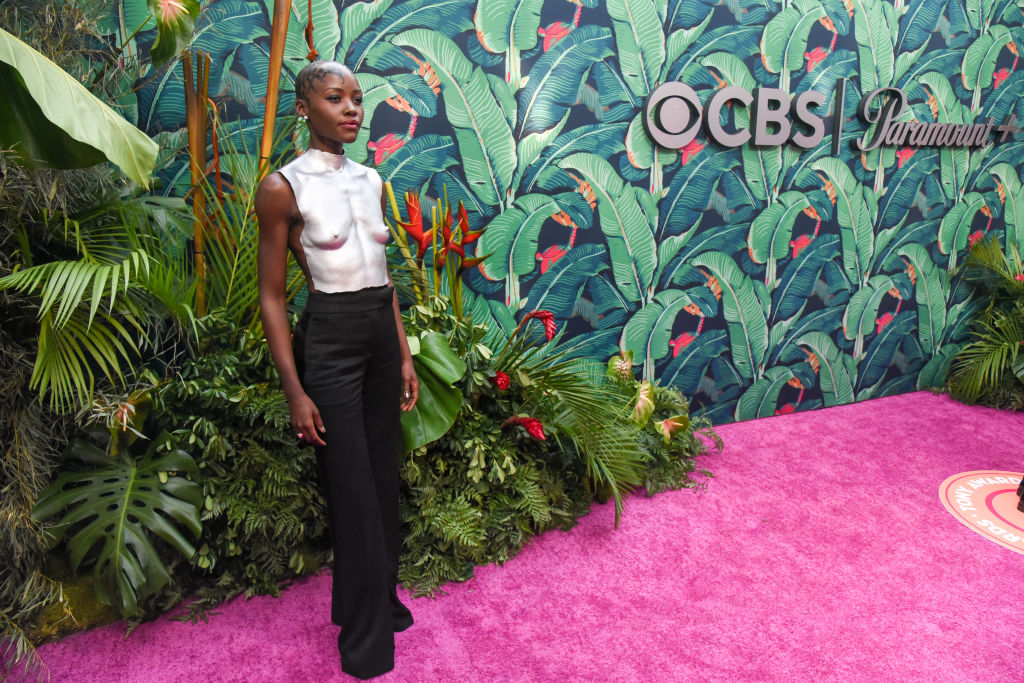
[400, 332, 467, 451]
[33, 434, 202, 617]
[0, 28, 157, 185]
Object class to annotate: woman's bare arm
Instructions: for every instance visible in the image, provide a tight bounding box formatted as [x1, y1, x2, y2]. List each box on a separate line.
[256, 173, 326, 445]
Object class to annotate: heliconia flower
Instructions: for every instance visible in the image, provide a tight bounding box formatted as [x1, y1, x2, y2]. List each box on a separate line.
[1015, 274, 1024, 281]
[654, 414, 690, 444]
[606, 351, 634, 380]
[502, 416, 546, 440]
[633, 381, 655, 426]
[492, 371, 510, 390]
[536, 245, 567, 273]
[523, 310, 557, 340]
[397, 191, 433, 259]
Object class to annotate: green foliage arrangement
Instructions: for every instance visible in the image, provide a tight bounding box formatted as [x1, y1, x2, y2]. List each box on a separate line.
[947, 236, 1024, 408]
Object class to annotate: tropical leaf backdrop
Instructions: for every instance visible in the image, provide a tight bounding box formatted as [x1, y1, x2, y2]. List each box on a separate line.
[108, 0, 1024, 424]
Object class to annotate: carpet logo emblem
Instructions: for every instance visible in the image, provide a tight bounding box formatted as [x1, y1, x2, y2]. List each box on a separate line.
[940, 471, 1024, 555]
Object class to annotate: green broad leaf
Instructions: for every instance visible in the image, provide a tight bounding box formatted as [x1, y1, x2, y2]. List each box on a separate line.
[477, 194, 560, 280]
[625, 110, 678, 173]
[691, 252, 769, 381]
[607, 0, 665, 97]
[741, 144, 784, 204]
[517, 26, 612, 138]
[856, 310, 916, 392]
[760, 0, 827, 91]
[32, 443, 202, 617]
[0, 28, 158, 186]
[771, 233, 840, 322]
[339, 0, 394, 60]
[620, 289, 700, 380]
[811, 158, 874, 287]
[748, 191, 812, 285]
[850, 0, 895, 93]
[938, 192, 986, 268]
[147, 0, 200, 68]
[965, 0, 1001, 34]
[474, 0, 545, 86]
[520, 122, 629, 194]
[283, 0, 340, 66]
[893, 42, 930, 86]
[842, 274, 903, 342]
[377, 134, 458, 191]
[701, 52, 757, 91]
[796, 331, 855, 406]
[516, 114, 570, 187]
[349, 0, 471, 72]
[896, 242, 949, 355]
[558, 153, 657, 303]
[917, 344, 960, 389]
[400, 331, 467, 451]
[393, 29, 516, 209]
[526, 244, 609, 320]
[660, 329, 728, 396]
[734, 365, 798, 420]
[989, 163, 1024, 253]
[665, 16, 713, 76]
[671, 26, 761, 83]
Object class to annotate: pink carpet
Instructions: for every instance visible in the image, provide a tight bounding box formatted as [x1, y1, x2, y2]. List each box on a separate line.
[30, 392, 1024, 682]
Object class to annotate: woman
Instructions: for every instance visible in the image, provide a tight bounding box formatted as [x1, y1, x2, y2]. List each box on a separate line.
[255, 60, 416, 680]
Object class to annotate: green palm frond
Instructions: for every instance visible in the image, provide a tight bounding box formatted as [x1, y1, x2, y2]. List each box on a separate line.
[949, 304, 1024, 403]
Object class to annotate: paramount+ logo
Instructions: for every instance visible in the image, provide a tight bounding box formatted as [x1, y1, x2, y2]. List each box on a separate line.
[643, 78, 1020, 154]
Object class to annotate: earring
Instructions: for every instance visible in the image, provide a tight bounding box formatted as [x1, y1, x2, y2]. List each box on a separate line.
[301, 115, 308, 121]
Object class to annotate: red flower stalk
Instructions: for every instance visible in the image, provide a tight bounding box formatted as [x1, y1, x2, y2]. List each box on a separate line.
[502, 415, 546, 440]
[397, 191, 433, 258]
[492, 371, 510, 390]
[1015, 274, 1024, 282]
[523, 310, 557, 340]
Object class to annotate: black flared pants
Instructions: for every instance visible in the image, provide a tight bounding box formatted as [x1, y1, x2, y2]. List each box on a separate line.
[293, 285, 409, 679]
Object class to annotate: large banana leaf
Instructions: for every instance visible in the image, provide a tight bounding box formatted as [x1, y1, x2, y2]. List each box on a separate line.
[660, 148, 740, 237]
[659, 223, 748, 288]
[856, 310, 916, 392]
[748, 191, 812, 286]
[842, 273, 904, 357]
[665, 0, 717, 30]
[393, 29, 516, 209]
[989, 162, 1024, 252]
[400, 332, 467, 451]
[874, 218, 939, 271]
[32, 438, 202, 617]
[607, 0, 665, 97]
[963, 25, 1011, 107]
[474, 0, 544, 87]
[349, 0, 473, 71]
[796, 331, 855, 406]
[734, 365, 798, 420]
[771, 233, 840, 322]
[979, 71, 1024, 122]
[620, 289, 702, 380]
[811, 158, 874, 287]
[525, 244, 608, 320]
[478, 193, 560, 282]
[760, 0, 827, 92]
[742, 144, 784, 204]
[691, 252, 769, 381]
[916, 344, 960, 389]
[896, 243, 949, 355]
[895, 0, 945, 54]
[918, 72, 971, 199]
[558, 153, 657, 303]
[938, 192, 987, 268]
[850, 0, 895, 93]
[625, 111, 677, 196]
[768, 307, 844, 367]
[965, 0, 1003, 33]
[338, 0, 394, 61]
[0, 28, 157, 186]
[520, 123, 628, 194]
[878, 149, 939, 229]
[377, 134, 459, 191]
[668, 25, 761, 82]
[660, 329, 728, 395]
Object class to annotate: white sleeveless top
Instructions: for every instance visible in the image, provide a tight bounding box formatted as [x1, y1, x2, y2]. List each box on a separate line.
[277, 148, 390, 293]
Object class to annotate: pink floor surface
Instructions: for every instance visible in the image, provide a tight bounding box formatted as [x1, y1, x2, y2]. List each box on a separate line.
[30, 392, 1024, 682]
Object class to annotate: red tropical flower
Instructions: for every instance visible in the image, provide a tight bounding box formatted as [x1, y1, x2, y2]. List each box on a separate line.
[523, 310, 557, 340]
[397, 191, 433, 258]
[1015, 274, 1024, 281]
[492, 371, 510, 390]
[503, 416, 546, 440]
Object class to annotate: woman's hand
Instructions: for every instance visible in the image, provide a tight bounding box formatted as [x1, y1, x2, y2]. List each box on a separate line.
[289, 392, 327, 446]
[401, 358, 418, 411]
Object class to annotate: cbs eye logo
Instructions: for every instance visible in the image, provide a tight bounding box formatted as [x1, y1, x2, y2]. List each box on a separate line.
[642, 83, 827, 150]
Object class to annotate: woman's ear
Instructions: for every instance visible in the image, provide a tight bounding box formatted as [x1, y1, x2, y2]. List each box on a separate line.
[295, 99, 308, 119]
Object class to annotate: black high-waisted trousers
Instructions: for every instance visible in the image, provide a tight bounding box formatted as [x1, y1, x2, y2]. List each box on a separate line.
[292, 285, 411, 679]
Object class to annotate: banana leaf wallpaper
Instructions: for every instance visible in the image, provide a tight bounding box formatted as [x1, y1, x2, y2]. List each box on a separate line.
[103, 0, 1024, 424]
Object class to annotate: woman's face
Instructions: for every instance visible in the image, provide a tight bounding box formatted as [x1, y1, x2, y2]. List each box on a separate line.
[296, 64, 364, 151]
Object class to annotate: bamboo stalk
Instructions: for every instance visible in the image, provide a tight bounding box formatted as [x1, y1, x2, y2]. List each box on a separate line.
[259, 0, 294, 180]
[184, 50, 211, 316]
